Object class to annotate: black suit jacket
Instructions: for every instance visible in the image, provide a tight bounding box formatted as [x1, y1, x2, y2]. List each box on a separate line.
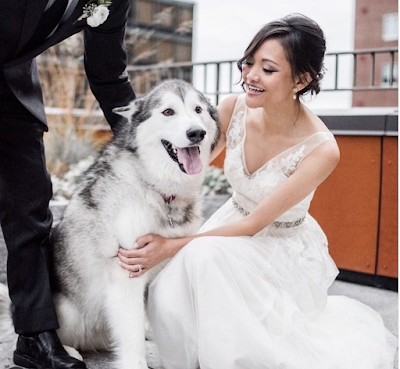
[0, 0, 135, 133]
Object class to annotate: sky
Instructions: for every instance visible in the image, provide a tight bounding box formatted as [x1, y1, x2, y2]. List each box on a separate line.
[190, 0, 356, 109]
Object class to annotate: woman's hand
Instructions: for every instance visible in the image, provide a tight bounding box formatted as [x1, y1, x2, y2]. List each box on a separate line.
[118, 234, 170, 277]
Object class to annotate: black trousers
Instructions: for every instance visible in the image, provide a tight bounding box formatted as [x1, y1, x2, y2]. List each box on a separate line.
[0, 83, 59, 335]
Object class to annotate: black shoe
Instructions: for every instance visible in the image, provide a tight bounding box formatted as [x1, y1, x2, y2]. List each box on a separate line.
[13, 330, 86, 369]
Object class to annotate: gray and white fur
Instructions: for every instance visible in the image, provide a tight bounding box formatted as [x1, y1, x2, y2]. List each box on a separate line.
[0, 79, 220, 369]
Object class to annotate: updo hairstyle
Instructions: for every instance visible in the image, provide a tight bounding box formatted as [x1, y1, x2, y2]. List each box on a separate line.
[237, 13, 326, 96]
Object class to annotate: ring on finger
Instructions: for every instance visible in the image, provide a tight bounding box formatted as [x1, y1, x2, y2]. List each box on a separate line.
[137, 264, 142, 272]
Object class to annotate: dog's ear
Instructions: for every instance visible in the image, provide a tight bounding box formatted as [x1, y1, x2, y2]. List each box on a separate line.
[199, 93, 220, 128]
[208, 104, 219, 126]
[113, 99, 144, 121]
[205, 101, 221, 152]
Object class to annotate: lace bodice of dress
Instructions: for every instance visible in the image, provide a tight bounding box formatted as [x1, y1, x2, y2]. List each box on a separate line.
[224, 94, 336, 223]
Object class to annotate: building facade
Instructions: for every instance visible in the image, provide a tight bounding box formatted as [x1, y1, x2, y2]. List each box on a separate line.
[125, 0, 194, 93]
[352, 0, 398, 107]
[126, 0, 194, 65]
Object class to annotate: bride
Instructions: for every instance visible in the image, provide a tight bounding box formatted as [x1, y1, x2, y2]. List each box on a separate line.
[118, 13, 397, 369]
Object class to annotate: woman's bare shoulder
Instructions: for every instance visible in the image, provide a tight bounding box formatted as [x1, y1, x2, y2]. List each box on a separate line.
[218, 95, 239, 117]
[302, 105, 331, 133]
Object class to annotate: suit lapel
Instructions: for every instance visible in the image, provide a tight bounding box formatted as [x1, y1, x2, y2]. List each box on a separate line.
[17, 0, 48, 53]
[59, 0, 81, 27]
[8, 0, 85, 67]
[40, 0, 84, 50]
[53, 0, 84, 38]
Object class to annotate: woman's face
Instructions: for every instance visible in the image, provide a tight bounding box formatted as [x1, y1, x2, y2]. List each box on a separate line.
[241, 38, 296, 109]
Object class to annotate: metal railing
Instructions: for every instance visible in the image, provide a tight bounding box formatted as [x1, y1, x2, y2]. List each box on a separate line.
[327, 47, 398, 91]
[126, 47, 398, 105]
[40, 47, 398, 121]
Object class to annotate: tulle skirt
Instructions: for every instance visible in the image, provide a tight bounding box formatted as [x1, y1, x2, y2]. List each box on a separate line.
[147, 200, 397, 369]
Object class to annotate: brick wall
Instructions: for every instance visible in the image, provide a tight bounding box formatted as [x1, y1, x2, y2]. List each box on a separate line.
[352, 0, 398, 107]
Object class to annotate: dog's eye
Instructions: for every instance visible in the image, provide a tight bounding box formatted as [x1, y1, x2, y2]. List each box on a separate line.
[162, 109, 175, 116]
[195, 106, 202, 114]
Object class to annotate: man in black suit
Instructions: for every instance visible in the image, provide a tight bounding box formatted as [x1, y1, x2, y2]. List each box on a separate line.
[0, 1, 136, 368]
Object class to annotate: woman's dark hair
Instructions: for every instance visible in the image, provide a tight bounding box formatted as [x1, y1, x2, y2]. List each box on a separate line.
[237, 13, 326, 96]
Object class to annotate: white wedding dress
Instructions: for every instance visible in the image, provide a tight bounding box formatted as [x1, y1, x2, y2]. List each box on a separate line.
[147, 95, 397, 369]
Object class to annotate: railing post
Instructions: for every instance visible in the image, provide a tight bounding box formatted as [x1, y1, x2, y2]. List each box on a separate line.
[335, 54, 339, 90]
[353, 53, 357, 87]
[215, 62, 220, 105]
[203, 64, 208, 94]
[389, 51, 395, 86]
[229, 62, 233, 94]
[370, 52, 376, 86]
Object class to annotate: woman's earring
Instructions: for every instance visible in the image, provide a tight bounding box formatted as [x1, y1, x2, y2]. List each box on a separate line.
[293, 88, 298, 100]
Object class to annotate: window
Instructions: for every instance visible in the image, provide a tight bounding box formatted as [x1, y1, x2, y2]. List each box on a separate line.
[157, 40, 173, 62]
[153, 6, 173, 27]
[176, 8, 193, 34]
[381, 62, 398, 86]
[175, 43, 192, 62]
[137, 1, 153, 25]
[382, 13, 398, 42]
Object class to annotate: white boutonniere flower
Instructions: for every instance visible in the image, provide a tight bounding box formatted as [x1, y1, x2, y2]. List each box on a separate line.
[75, 0, 112, 27]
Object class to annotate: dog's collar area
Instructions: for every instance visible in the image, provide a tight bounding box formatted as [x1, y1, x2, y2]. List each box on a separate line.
[162, 194, 177, 228]
[162, 194, 176, 203]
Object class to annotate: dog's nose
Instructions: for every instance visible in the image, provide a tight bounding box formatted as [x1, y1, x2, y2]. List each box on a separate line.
[186, 127, 206, 144]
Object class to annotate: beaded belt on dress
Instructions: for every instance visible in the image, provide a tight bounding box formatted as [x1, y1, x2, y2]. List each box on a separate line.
[231, 198, 305, 228]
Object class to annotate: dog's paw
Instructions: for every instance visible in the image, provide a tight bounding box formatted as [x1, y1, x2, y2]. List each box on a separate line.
[146, 340, 162, 369]
[63, 345, 83, 361]
[131, 357, 149, 369]
[117, 354, 149, 369]
[144, 316, 153, 340]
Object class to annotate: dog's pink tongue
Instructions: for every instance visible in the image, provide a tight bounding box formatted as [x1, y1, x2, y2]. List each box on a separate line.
[177, 147, 202, 175]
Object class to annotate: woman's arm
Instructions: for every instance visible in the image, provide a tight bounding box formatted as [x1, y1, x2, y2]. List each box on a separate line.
[119, 138, 339, 277]
[170, 139, 340, 243]
[202, 139, 340, 236]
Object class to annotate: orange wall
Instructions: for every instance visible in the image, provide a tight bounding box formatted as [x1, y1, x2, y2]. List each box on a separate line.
[309, 136, 382, 274]
[377, 136, 398, 277]
[310, 136, 398, 277]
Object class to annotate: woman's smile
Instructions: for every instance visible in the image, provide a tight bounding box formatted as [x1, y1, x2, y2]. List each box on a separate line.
[247, 84, 265, 94]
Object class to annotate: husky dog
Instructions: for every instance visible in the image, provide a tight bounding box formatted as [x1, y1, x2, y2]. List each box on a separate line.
[0, 79, 220, 369]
